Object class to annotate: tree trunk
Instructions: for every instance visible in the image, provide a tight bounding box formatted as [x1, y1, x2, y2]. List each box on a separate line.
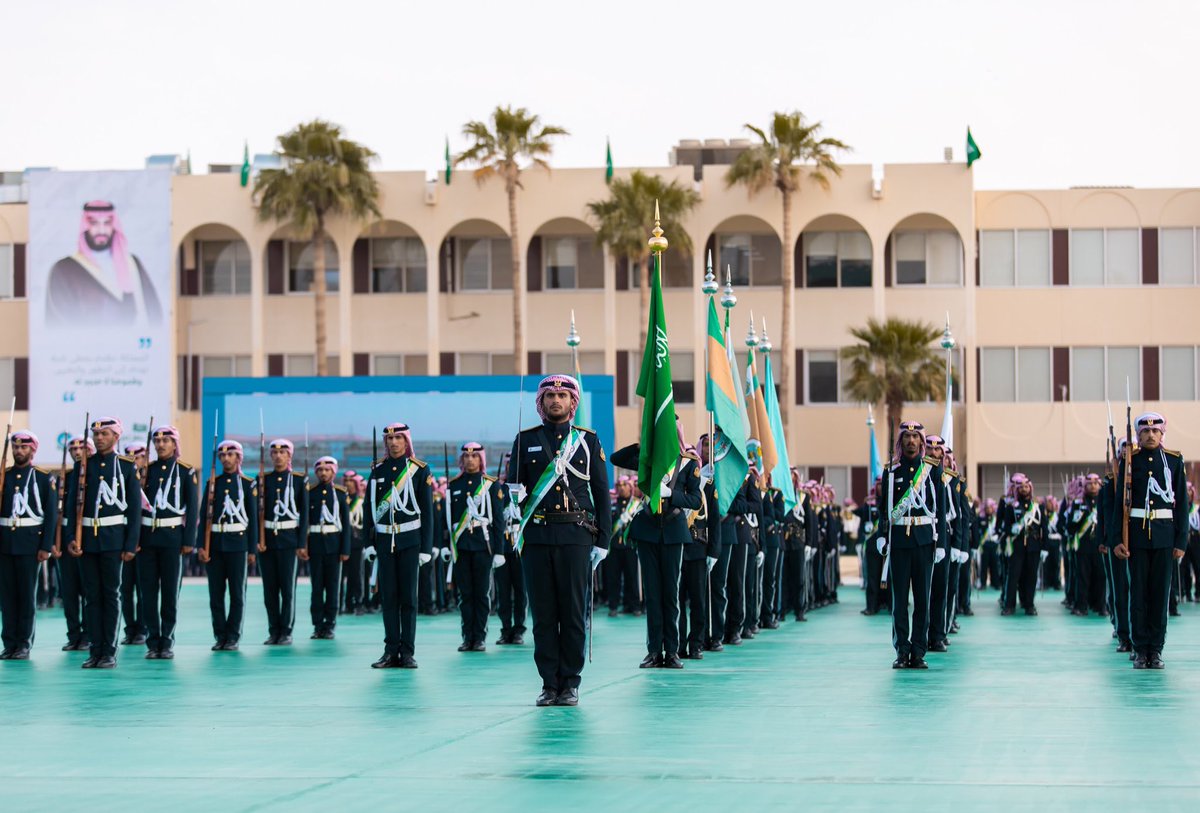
[779, 188, 793, 434]
[507, 176, 526, 376]
[886, 398, 902, 464]
[638, 250, 651, 350]
[312, 221, 328, 376]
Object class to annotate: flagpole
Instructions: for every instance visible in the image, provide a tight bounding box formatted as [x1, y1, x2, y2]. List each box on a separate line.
[702, 251, 719, 455]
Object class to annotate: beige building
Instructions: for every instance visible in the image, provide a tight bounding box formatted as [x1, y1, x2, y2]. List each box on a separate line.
[1, 152, 1198, 500]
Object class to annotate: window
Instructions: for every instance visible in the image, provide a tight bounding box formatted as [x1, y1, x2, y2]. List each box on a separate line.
[1070, 228, 1139, 286]
[288, 240, 340, 293]
[458, 237, 513, 290]
[821, 467, 851, 504]
[543, 351, 605, 376]
[456, 353, 514, 374]
[543, 237, 604, 290]
[199, 240, 251, 295]
[807, 350, 840, 404]
[370, 238, 426, 293]
[1017, 348, 1051, 401]
[183, 355, 251, 408]
[804, 231, 871, 288]
[893, 231, 962, 286]
[1161, 347, 1197, 400]
[0, 358, 14, 406]
[372, 354, 428, 376]
[1159, 228, 1198, 286]
[1071, 347, 1141, 401]
[980, 347, 1051, 402]
[718, 233, 781, 287]
[0, 244, 14, 299]
[670, 352, 695, 405]
[284, 355, 315, 377]
[979, 230, 1051, 287]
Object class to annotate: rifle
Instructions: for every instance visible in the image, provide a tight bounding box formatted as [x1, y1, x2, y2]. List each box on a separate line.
[52, 440, 68, 557]
[70, 413, 90, 557]
[302, 422, 309, 487]
[0, 397, 13, 537]
[1106, 400, 1118, 478]
[201, 411, 218, 563]
[1119, 379, 1133, 558]
[141, 415, 154, 488]
[443, 442, 451, 483]
[258, 410, 266, 552]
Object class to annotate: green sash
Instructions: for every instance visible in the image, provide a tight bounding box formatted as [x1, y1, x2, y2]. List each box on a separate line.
[450, 478, 490, 561]
[513, 427, 583, 553]
[372, 459, 419, 524]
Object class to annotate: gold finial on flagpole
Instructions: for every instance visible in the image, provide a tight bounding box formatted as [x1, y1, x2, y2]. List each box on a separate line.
[648, 199, 668, 254]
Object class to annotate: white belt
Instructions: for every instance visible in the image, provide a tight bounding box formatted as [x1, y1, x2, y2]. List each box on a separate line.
[309, 524, 341, 534]
[375, 519, 422, 535]
[142, 516, 184, 529]
[87, 516, 128, 529]
[211, 522, 248, 533]
[0, 517, 44, 528]
[1130, 508, 1173, 520]
[265, 520, 299, 531]
[896, 516, 933, 527]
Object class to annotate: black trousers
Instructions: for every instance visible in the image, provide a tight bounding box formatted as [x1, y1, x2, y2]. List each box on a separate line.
[120, 557, 145, 637]
[1182, 539, 1200, 599]
[724, 543, 747, 640]
[523, 543, 591, 692]
[206, 551, 248, 645]
[341, 545, 364, 611]
[495, 548, 527, 636]
[309, 551, 342, 632]
[456, 549, 492, 645]
[889, 544, 934, 659]
[708, 542, 731, 642]
[418, 557, 435, 613]
[864, 541, 886, 613]
[1130, 547, 1176, 654]
[80, 551, 123, 658]
[1042, 545, 1062, 589]
[59, 555, 87, 645]
[605, 545, 639, 612]
[929, 554, 951, 642]
[742, 544, 760, 634]
[957, 553, 973, 612]
[378, 545, 419, 657]
[760, 547, 781, 625]
[980, 541, 1001, 588]
[137, 546, 183, 652]
[0, 553, 39, 651]
[1003, 544, 1039, 611]
[783, 548, 806, 618]
[678, 557, 708, 653]
[1105, 550, 1131, 643]
[1074, 547, 1106, 613]
[638, 542, 682, 656]
[259, 548, 298, 638]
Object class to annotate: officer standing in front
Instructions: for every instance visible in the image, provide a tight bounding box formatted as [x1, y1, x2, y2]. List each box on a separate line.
[199, 440, 258, 651]
[259, 439, 307, 646]
[1112, 412, 1188, 669]
[0, 431, 58, 659]
[138, 426, 199, 659]
[447, 441, 505, 652]
[65, 417, 142, 669]
[507, 375, 611, 707]
[304, 456, 351, 640]
[367, 423, 433, 669]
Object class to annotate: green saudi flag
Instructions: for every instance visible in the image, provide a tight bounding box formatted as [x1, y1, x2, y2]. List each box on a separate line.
[239, 142, 251, 188]
[605, 138, 613, 184]
[444, 136, 453, 185]
[966, 127, 982, 168]
[636, 248, 679, 513]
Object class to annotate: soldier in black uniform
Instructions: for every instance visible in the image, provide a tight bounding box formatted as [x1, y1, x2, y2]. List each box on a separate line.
[978, 499, 1001, 590]
[998, 472, 1044, 616]
[606, 477, 641, 616]
[1098, 457, 1132, 653]
[494, 455, 527, 645]
[858, 481, 884, 615]
[724, 465, 761, 645]
[341, 470, 366, 615]
[876, 421, 947, 669]
[446, 442, 504, 652]
[1112, 412, 1188, 669]
[367, 423, 433, 669]
[199, 440, 258, 651]
[0, 431, 58, 659]
[507, 375, 611, 707]
[118, 441, 148, 646]
[259, 438, 307, 646]
[782, 471, 809, 623]
[923, 435, 955, 652]
[759, 478, 785, 629]
[305, 456, 350, 639]
[956, 494, 980, 617]
[680, 439, 720, 659]
[58, 436, 93, 652]
[1065, 473, 1105, 618]
[611, 426, 702, 669]
[138, 426, 199, 659]
[64, 417, 142, 668]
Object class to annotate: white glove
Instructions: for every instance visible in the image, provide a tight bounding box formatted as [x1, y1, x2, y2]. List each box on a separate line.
[934, 548, 946, 564]
[877, 538, 887, 555]
[660, 485, 672, 498]
[958, 550, 969, 564]
[589, 546, 608, 571]
[440, 547, 453, 563]
[492, 554, 506, 568]
[418, 552, 432, 566]
[1040, 550, 1049, 562]
[756, 550, 765, 566]
[805, 547, 816, 562]
[706, 556, 717, 573]
[363, 545, 376, 560]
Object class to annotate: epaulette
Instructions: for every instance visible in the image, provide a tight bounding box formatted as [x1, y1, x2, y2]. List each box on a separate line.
[923, 455, 940, 466]
[681, 450, 701, 462]
[240, 473, 255, 482]
[484, 474, 497, 482]
[522, 424, 544, 434]
[1164, 448, 1182, 458]
[944, 468, 959, 479]
[119, 454, 136, 464]
[334, 483, 346, 493]
[35, 465, 54, 476]
[177, 460, 194, 470]
[411, 457, 427, 468]
[575, 426, 596, 434]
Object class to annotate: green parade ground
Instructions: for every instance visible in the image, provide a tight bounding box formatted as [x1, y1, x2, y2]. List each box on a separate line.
[1, 581, 1198, 811]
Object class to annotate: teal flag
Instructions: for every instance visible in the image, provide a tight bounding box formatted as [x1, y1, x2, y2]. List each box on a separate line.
[605, 138, 613, 184]
[239, 142, 250, 188]
[636, 250, 679, 513]
[705, 298, 748, 515]
[966, 128, 982, 168]
[762, 353, 797, 511]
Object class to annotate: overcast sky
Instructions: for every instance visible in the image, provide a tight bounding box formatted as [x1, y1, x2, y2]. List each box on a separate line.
[3, 0, 1194, 190]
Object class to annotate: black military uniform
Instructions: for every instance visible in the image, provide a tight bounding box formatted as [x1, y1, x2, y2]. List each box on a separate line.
[0, 453, 58, 658]
[201, 459, 259, 650]
[1099, 469, 1131, 651]
[507, 413, 611, 706]
[367, 429, 433, 669]
[606, 487, 641, 616]
[741, 479, 765, 638]
[679, 476, 720, 659]
[494, 479, 527, 645]
[260, 460, 308, 645]
[760, 486, 784, 628]
[928, 463, 961, 650]
[138, 448, 199, 658]
[1065, 484, 1105, 617]
[724, 474, 760, 644]
[878, 443, 948, 668]
[1114, 422, 1187, 668]
[58, 453, 89, 651]
[64, 438, 142, 668]
[342, 483, 366, 614]
[782, 487, 808, 622]
[446, 464, 504, 651]
[306, 472, 351, 639]
[998, 483, 1044, 615]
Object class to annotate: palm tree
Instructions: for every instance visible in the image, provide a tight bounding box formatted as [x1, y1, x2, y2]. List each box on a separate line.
[255, 119, 380, 376]
[842, 317, 948, 457]
[725, 111, 848, 429]
[587, 170, 699, 347]
[455, 106, 568, 375]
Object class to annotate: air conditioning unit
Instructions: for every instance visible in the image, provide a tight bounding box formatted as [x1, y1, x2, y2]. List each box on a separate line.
[424, 179, 437, 206]
[871, 177, 884, 200]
